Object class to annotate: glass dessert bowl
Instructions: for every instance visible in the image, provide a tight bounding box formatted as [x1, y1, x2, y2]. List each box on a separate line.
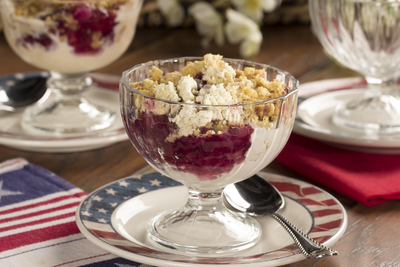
[310, 0, 400, 134]
[120, 54, 299, 254]
[0, 0, 143, 134]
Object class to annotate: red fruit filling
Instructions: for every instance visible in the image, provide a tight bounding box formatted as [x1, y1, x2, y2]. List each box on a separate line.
[17, 4, 119, 55]
[21, 34, 54, 51]
[125, 111, 254, 181]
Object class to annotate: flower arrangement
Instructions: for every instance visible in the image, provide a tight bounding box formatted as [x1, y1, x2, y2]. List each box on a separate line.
[151, 0, 281, 58]
[190, 2, 270, 58]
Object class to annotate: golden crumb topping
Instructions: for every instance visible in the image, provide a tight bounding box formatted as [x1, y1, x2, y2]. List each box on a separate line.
[130, 54, 290, 133]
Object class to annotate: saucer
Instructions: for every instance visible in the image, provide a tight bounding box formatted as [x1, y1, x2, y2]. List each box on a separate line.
[76, 172, 347, 267]
[294, 77, 400, 154]
[0, 72, 128, 152]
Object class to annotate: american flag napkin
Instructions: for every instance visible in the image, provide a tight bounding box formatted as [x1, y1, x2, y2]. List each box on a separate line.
[0, 158, 149, 267]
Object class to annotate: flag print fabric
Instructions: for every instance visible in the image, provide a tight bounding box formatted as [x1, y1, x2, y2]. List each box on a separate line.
[0, 158, 175, 267]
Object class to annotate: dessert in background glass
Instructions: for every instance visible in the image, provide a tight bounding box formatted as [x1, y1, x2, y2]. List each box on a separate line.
[120, 54, 299, 254]
[309, 0, 400, 134]
[0, 0, 143, 134]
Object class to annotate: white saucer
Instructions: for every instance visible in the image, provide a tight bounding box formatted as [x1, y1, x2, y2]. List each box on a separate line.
[294, 77, 400, 154]
[76, 172, 347, 267]
[0, 72, 128, 152]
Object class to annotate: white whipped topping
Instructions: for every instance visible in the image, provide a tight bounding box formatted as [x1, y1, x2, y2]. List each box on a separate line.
[154, 82, 181, 102]
[177, 75, 197, 102]
[167, 76, 245, 137]
[196, 84, 234, 105]
[171, 105, 213, 137]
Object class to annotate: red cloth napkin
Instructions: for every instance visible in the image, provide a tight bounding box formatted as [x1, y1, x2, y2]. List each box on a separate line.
[276, 133, 400, 207]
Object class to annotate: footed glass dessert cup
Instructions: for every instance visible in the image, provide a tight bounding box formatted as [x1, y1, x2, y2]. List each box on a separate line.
[120, 56, 299, 254]
[0, 0, 143, 134]
[310, 0, 400, 134]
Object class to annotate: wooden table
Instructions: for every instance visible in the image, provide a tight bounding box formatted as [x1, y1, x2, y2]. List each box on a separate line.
[1, 24, 399, 267]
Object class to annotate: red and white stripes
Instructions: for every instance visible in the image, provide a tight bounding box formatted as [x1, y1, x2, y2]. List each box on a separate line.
[0, 188, 86, 252]
[0, 158, 118, 266]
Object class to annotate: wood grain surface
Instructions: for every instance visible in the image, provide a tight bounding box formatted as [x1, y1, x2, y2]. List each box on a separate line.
[0, 24, 399, 267]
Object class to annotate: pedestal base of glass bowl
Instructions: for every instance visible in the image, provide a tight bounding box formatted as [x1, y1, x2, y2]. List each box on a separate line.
[332, 91, 400, 134]
[21, 74, 116, 135]
[146, 188, 261, 254]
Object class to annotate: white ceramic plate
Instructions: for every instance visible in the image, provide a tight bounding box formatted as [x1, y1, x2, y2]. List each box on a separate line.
[0, 72, 128, 152]
[76, 172, 347, 267]
[294, 77, 400, 154]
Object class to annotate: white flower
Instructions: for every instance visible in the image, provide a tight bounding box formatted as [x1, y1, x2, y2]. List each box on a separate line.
[188, 2, 225, 47]
[225, 8, 263, 58]
[230, 0, 279, 23]
[156, 0, 185, 27]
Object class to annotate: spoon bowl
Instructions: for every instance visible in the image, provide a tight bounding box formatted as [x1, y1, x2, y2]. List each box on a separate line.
[0, 77, 47, 112]
[225, 174, 285, 216]
[224, 174, 339, 259]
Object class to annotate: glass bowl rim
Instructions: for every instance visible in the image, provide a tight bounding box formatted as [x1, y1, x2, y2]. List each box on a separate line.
[120, 56, 299, 108]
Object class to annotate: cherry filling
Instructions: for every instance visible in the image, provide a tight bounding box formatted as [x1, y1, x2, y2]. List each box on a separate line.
[18, 4, 119, 54]
[126, 111, 254, 181]
[21, 34, 54, 51]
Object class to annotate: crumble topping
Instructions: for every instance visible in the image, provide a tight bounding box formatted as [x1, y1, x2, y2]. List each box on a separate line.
[131, 54, 289, 139]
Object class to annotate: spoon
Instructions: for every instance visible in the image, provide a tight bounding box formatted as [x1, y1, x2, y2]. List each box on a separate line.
[0, 77, 47, 112]
[224, 174, 339, 259]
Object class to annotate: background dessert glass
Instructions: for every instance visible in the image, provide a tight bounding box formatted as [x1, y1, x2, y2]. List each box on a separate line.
[120, 57, 299, 254]
[0, 0, 143, 134]
[309, 0, 400, 134]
